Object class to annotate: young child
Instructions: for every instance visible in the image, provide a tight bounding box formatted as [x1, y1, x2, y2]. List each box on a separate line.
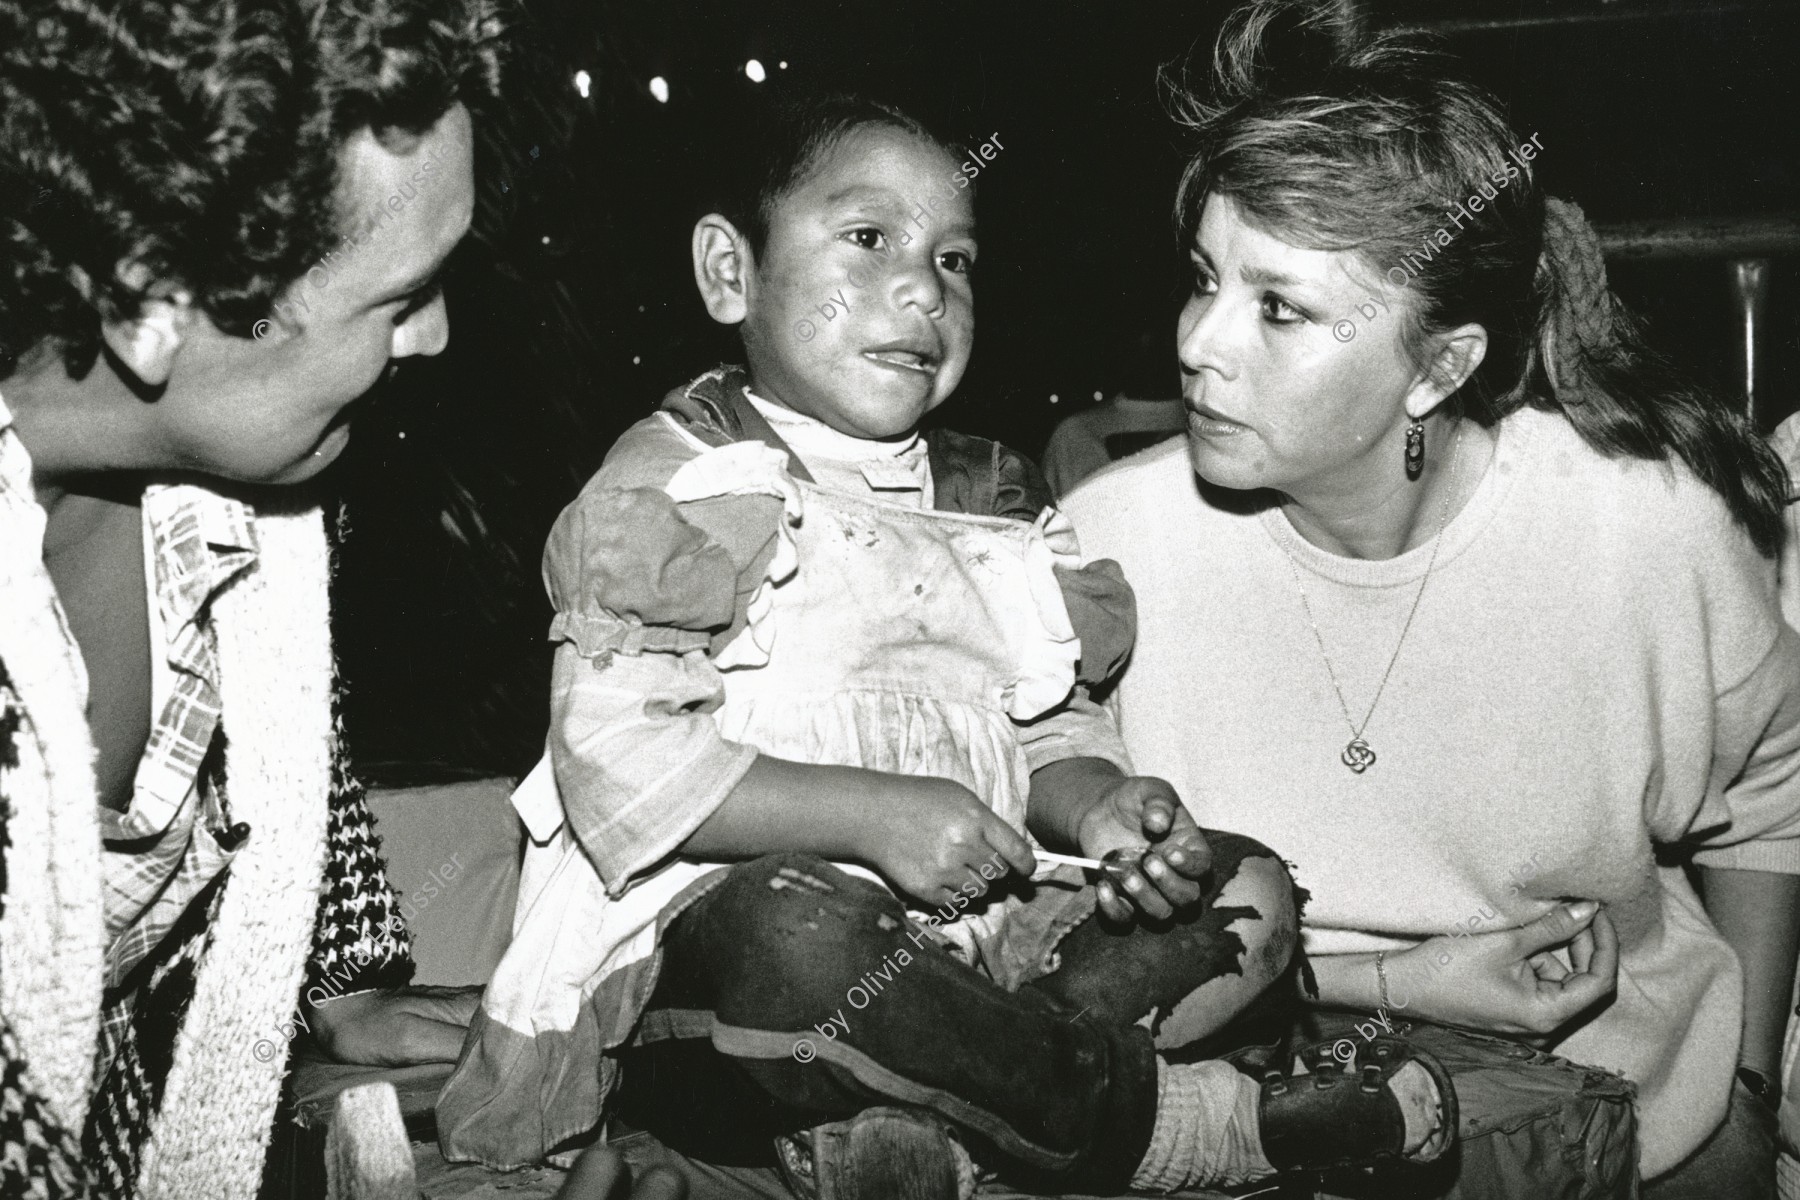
[438, 95, 1455, 1194]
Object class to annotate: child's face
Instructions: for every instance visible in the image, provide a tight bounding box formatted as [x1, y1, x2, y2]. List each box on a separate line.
[741, 126, 975, 439]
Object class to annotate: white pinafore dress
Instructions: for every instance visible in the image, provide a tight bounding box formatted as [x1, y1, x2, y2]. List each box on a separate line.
[451, 438, 1090, 1163]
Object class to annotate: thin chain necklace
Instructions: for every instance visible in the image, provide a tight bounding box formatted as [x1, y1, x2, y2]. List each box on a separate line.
[1280, 425, 1463, 774]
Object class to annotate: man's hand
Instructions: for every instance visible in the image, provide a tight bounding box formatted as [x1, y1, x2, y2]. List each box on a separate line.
[308, 985, 482, 1066]
[1075, 776, 1212, 921]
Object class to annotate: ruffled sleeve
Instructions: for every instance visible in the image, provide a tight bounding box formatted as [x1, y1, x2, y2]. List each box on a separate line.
[1055, 559, 1135, 687]
[541, 426, 803, 668]
[1008, 506, 1138, 772]
[1034, 507, 1138, 687]
[542, 432, 803, 893]
[542, 486, 739, 664]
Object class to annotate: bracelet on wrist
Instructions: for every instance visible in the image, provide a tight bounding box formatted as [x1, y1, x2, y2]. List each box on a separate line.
[1375, 950, 1392, 1011]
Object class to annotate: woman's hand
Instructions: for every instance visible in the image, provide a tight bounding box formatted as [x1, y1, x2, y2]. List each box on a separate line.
[1076, 776, 1213, 922]
[1390, 902, 1618, 1042]
[308, 985, 483, 1066]
[866, 776, 1036, 909]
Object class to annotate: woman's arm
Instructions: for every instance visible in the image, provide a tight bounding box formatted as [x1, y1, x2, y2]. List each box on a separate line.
[1699, 866, 1800, 1084]
[1303, 903, 1620, 1041]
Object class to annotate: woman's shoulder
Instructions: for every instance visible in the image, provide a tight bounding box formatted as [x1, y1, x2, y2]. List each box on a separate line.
[1512, 406, 1752, 560]
[1059, 437, 1240, 552]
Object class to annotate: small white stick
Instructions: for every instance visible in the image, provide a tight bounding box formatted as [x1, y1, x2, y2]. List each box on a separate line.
[1035, 850, 1108, 870]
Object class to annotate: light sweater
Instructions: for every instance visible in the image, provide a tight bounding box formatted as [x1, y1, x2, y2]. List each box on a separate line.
[1061, 405, 1800, 1177]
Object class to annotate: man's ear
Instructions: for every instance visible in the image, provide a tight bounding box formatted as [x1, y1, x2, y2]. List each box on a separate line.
[1404, 323, 1488, 420]
[692, 213, 753, 326]
[98, 268, 195, 388]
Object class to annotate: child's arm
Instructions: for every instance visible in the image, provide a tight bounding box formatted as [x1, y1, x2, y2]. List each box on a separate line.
[544, 434, 1032, 908]
[1028, 755, 1211, 922]
[684, 756, 1035, 906]
[550, 640, 1031, 908]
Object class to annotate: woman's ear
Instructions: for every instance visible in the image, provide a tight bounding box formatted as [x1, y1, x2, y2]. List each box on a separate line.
[1404, 323, 1488, 420]
[692, 213, 753, 326]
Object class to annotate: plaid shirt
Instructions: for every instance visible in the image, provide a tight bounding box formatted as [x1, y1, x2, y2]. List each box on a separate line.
[98, 483, 257, 987]
[0, 391, 416, 1198]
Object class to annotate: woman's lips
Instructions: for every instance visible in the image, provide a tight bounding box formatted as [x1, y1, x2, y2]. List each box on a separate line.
[1187, 406, 1246, 437]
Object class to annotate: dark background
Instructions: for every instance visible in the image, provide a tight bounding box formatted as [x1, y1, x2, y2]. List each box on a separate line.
[325, 0, 1800, 782]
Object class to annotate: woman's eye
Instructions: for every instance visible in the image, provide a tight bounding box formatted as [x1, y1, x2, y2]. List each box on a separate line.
[939, 249, 974, 275]
[1190, 264, 1217, 296]
[847, 227, 888, 254]
[1260, 294, 1303, 324]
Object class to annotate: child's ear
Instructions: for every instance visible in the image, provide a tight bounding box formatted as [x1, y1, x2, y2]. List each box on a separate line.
[692, 213, 753, 326]
[96, 263, 195, 388]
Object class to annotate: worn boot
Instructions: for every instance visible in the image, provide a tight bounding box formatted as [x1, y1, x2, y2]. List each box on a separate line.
[774, 1106, 976, 1200]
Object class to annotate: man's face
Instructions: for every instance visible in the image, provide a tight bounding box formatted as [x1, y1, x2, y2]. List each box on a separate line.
[146, 103, 476, 484]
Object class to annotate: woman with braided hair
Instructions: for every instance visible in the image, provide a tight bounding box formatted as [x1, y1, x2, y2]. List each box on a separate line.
[1058, 1, 1800, 1195]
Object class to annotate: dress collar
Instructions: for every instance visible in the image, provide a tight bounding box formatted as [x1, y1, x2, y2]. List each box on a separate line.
[743, 389, 925, 463]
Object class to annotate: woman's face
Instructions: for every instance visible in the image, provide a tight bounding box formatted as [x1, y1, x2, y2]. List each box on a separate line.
[1176, 193, 1425, 500]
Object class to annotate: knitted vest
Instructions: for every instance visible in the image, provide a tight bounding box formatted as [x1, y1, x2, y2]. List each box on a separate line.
[0, 483, 335, 1200]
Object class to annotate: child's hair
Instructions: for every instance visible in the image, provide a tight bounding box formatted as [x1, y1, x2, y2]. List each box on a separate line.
[714, 92, 962, 261]
[1162, 0, 1787, 556]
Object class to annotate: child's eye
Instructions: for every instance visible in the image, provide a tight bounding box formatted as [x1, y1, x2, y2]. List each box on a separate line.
[846, 227, 889, 254]
[938, 249, 974, 275]
[1190, 262, 1217, 297]
[1260, 294, 1304, 324]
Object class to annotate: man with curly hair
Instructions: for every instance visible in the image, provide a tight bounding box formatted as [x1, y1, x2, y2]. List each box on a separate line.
[0, 1, 523, 1195]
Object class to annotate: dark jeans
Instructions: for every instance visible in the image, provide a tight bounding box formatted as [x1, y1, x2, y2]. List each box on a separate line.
[1641, 1081, 1776, 1200]
[612, 834, 1293, 1194]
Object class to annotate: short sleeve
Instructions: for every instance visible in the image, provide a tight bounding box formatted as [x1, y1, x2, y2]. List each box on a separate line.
[1055, 558, 1136, 686]
[542, 487, 739, 663]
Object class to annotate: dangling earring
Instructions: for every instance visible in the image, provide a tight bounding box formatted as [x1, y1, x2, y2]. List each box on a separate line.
[1404, 418, 1425, 480]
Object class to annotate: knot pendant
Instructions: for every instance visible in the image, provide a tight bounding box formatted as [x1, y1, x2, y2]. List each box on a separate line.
[1341, 738, 1376, 773]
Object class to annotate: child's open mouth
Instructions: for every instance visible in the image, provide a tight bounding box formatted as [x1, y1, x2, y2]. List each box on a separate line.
[862, 347, 939, 376]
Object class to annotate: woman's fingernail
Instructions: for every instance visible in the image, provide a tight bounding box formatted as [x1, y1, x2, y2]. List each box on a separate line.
[1565, 900, 1598, 921]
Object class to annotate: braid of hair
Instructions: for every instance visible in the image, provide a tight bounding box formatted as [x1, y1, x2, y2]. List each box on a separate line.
[1521, 196, 1788, 558]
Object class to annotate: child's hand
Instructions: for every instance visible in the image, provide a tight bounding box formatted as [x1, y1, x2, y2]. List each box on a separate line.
[1076, 776, 1212, 922]
[869, 776, 1036, 910]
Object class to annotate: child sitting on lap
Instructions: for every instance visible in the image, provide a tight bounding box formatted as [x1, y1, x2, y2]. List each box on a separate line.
[437, 94, 1455, 1194]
